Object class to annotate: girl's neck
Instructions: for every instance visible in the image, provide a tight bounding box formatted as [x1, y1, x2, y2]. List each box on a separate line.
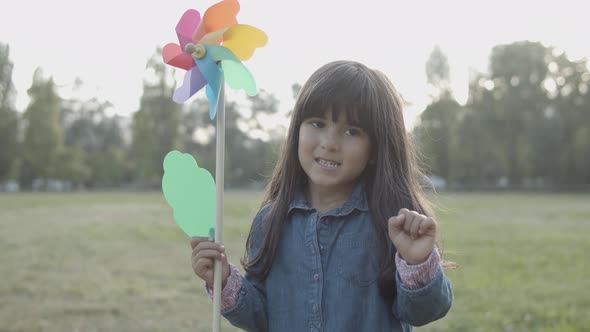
[305, 182, 354, 215]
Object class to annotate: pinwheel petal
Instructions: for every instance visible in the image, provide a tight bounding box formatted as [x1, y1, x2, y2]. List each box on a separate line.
[206, 45, 256, 96]
[200, 28, 228, 45]
[206, 44, 237, 62]
[193, 0, 239, 42]
[205, 83, 223, 120]
[222, 24, 268, 60]
[176, 9, 201, 49]
[173, 66, 207, 103]
[195, 49, 222, 94]
[195, 45, 224, 118]
[163, 43, 195, 71]
[221, 60, 256, 96]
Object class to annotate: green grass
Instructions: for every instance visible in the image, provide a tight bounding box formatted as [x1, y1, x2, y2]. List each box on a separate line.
[1, 191, 589, 331]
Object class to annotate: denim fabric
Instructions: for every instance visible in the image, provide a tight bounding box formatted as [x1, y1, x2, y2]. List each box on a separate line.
[222, 182, 453, 331]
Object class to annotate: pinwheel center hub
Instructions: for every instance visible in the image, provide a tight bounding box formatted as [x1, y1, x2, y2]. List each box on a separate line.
[186, 43, 207, 59]
[184, 43, 196, 54]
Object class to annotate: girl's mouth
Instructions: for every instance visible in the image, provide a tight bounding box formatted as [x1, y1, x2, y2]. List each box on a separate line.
[315, 158, 340, 169]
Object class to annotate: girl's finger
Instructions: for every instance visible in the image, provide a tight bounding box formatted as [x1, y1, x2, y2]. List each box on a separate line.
[191, 237, 208, 249]
[192, 241, 225, 256]
[388, 214, 405, 239]
[388, 214, 405, 230]
[410, 215, 425, 239]
[419, 217, 437, 236]
[403, 211, 418, 235]
[194, 257, 213, 272]
[194, 259, 214, 282]
[398, 208, 411, 219]
[194, 249, 224, 261]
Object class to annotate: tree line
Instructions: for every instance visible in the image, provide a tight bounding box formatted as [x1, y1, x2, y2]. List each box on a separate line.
[0, 46, 285, 190]
[1, 41, 589, 191]
[415, 41, 590, 190]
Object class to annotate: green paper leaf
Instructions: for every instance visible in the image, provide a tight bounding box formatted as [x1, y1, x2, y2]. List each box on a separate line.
[162, 150, 215, 237]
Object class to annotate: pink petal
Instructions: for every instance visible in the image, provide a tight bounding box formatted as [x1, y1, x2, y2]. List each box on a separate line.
[176, 9, 201, 49]
[163, 43, 194, 71]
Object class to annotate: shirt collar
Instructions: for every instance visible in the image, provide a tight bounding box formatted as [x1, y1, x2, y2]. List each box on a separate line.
[288, 180, 369, 216]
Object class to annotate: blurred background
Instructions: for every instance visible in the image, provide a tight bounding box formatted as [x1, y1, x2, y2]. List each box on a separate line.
[1, 0, 589, 331]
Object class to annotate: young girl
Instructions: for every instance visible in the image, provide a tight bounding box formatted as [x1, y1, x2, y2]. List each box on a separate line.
[190, 60, 453, 331]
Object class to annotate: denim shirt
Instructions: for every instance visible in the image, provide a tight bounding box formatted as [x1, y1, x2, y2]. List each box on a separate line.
[221, 183, 453, 331]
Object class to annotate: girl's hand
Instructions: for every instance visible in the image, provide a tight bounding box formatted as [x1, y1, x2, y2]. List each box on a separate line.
[190, 237, 230, 287]
[388, 208, 437, 265]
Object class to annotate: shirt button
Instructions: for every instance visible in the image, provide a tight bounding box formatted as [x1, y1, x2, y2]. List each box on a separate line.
[313, 273, 320, 281]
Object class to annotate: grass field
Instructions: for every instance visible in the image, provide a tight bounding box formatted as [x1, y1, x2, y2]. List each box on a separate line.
[1, 191, 589, 332]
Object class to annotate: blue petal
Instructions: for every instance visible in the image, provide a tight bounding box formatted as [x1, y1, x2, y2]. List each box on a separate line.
[196, 45, 223, 120]
[205, 83, 222, 120]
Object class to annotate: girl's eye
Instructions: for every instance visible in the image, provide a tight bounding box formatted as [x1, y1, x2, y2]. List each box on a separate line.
[345, 128, 362, 136]
[310, 121, 325, 128]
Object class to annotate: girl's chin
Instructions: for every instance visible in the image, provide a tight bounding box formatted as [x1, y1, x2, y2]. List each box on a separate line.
[308, 176, 352, 189]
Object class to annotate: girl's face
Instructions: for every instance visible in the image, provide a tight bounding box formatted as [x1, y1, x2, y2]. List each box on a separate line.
[298, 109, 371, 194]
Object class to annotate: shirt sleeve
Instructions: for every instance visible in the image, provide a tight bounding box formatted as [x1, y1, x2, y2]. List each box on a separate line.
[205, 264, 242, 310]
[395, 247, 441, 289]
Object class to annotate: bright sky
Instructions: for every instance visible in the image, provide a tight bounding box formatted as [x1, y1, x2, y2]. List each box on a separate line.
[1, 0, 588, 128]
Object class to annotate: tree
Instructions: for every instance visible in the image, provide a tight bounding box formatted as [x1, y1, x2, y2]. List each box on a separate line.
[0, 43, 19, 181]
[20, 68, 63, 188]
[546, 52, 590, 186]
[426, 45, 451, 99]
[451, 72, 506, 186]
[229, 90, 282, 186]
[52, 146, 89, 187]
[179, 89, 284, 188]
[415, 98, 461, 181]
[131, 48, 181, 186]
[486, 42, 551, 186]
[415, 46, 461, 182]
[61, 89, 128, 187]
[418, 41, 589, 189]
[180, 97, 216, 176]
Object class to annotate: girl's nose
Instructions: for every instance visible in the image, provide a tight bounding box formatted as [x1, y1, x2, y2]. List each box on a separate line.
[320, 131, 340, 151]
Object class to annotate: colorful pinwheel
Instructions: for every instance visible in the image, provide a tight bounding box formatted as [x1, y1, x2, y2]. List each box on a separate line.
[161, 2, 266, 329]
[162, 0, 267, 119]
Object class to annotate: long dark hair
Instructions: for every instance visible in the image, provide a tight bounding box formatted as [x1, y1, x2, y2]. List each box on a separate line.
[243, 60, 435, 299]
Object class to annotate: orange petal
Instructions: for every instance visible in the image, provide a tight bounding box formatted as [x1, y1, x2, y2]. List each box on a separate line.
[193, 0, 239, 42]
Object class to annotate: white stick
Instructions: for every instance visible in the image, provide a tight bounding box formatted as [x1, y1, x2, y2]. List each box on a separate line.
[213, 79, 225, 332]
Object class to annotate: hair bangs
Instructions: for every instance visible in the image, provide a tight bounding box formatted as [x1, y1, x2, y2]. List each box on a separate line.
[299, 67, 376, 133]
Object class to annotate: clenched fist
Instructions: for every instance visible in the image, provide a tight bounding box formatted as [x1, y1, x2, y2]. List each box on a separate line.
[388, 208, 437, 265]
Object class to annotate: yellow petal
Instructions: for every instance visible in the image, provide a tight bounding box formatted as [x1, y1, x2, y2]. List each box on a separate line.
[222, 24, 268, 61]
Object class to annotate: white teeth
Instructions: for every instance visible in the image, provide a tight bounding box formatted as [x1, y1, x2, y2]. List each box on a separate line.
[317, 158, 339, 168]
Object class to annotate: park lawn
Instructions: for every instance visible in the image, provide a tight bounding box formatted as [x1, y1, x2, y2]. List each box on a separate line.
[1, 191, 588, 332]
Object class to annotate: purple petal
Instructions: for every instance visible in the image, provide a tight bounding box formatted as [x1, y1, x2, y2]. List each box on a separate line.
[173, 66, 207, 103]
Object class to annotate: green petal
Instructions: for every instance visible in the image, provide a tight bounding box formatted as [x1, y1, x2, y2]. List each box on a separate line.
[221, 60, 257, 96]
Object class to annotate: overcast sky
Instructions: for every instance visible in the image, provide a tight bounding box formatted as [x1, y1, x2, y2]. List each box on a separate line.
[1, 0, 588, 127]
